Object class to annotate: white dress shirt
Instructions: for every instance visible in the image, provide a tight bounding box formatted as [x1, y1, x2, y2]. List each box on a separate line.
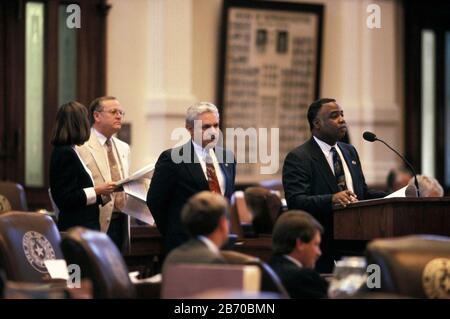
[283, 255, 303, 268]
[313, 136, 354, 193]
[92, 128, 124, 181]
[192, 141, 225, 195]
[198, 235, 221, 255]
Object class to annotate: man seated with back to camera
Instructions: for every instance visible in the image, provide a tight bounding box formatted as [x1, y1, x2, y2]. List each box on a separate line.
[162, 191, 230, 272]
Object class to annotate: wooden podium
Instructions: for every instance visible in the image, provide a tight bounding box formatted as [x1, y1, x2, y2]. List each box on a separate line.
[332, 197, 450, 256]
[334, 197, 450, 240]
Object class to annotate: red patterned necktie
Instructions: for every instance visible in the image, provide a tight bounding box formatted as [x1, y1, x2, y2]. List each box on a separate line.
[205, 154, 221, 194]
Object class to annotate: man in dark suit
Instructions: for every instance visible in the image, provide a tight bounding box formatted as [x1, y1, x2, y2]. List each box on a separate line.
[162, 191, 229, 272]
[269, 210, 329, 299]
[147, 102, 236, 253]
[283, 98, 385, 272]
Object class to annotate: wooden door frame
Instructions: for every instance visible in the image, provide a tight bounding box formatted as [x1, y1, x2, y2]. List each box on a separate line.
[404, 0, 450, 193]
[1, 1, 25, 184]
[1, 0, 109, 209]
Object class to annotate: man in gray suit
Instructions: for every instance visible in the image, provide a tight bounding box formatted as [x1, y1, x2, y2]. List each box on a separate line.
[162, 191, 230, 271]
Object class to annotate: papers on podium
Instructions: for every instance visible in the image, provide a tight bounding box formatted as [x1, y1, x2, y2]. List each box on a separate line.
[115, 163, 155, 225]
[336, 184, 418, 209]
[384, 184, 418, 198]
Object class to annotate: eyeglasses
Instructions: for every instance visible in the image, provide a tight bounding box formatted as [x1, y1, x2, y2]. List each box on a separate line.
[97, 109, 125, 117]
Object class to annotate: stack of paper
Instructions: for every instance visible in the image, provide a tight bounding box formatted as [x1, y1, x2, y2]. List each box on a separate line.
[116, 163, 155, 225]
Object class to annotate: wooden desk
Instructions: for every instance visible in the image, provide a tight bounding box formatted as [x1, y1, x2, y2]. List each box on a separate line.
[232, 236, 272, 262]
[334, 197, 450, 240]
[333, 197, 450, 256]
[124, 224, 164, 277]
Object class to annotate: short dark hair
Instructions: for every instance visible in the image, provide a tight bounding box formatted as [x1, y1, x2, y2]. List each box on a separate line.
[88, 96, 117, 125]
[181, 191, 229, 237]
[51, 101, 90, 146]
[272, 210, 323, 255]
[307, 98, 336, 131]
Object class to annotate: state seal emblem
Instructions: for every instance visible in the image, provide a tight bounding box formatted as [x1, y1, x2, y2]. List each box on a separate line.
[22, 231, 56, 273]
[422, 258, 450, 299]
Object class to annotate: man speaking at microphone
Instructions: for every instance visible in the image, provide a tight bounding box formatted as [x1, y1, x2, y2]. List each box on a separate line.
[282, 98, 386, 272]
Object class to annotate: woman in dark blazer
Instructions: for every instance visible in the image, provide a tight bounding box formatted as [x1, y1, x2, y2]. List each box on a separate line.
[49, 101, 117, 231]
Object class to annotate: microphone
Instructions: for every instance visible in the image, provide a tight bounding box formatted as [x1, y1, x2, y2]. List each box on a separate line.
[362, 131, 377, 142]
[363, 131, 420, 197]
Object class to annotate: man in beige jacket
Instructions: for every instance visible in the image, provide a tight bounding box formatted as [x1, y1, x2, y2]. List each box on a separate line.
[77, 96, 130, 251]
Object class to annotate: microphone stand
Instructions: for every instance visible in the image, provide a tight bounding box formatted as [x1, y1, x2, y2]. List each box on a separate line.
[375, 138, 420, 197]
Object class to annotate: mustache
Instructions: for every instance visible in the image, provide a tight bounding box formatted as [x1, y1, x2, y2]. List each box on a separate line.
[203, 132, 218, 140]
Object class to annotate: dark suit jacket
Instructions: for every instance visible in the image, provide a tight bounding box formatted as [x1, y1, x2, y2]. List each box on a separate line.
[283, 137, 385, 216]
[282, 137, 385, 271]
[269, 255, 328, 299]
[162, 238, 226, 273]
[147, 141, 236, 252]
[49, 145, 101, 231]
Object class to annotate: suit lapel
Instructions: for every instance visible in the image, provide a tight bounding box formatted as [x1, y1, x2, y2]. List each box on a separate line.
[184, 141, 210, 191]
[87, 134, 111, 181]
[215, 148, 231, 197]
[309, 138, 338, 193]
[219, 162, 229, 196]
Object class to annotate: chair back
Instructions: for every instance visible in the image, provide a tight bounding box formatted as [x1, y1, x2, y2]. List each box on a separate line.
[244, 187, 282, 235]
[221, 250, 289, 298]
[229, 191, 247, 238]
[0, 181, 28, 211]
[162, 263, 261, 298]
[0, 211, 63, 282]
[60, 227, 136, 298]
[258, 179, 285, 198]
[366, 235, 450, 298]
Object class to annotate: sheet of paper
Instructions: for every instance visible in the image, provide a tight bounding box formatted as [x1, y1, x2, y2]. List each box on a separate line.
[384, 184, 418, 198]
[122, 192, 155, 225]
[45, 259, 69, 280]
[123, 179, 149, 202]
[116, 163, 155, 186]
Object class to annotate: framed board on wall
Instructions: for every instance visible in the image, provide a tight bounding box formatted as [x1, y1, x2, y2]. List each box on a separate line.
[218, 0, 323, 184]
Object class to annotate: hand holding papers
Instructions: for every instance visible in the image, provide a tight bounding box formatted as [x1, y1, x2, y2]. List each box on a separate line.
[116, 163, 155, 225]
[115, 163, 155, 186]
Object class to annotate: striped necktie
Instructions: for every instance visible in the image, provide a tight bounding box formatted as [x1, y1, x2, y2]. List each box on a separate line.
[331, 146, 347, 192]
[106, 139, 125, 210]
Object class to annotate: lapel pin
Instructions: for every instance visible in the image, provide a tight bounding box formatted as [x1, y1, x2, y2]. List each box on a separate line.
[351, 160, 357, 165]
